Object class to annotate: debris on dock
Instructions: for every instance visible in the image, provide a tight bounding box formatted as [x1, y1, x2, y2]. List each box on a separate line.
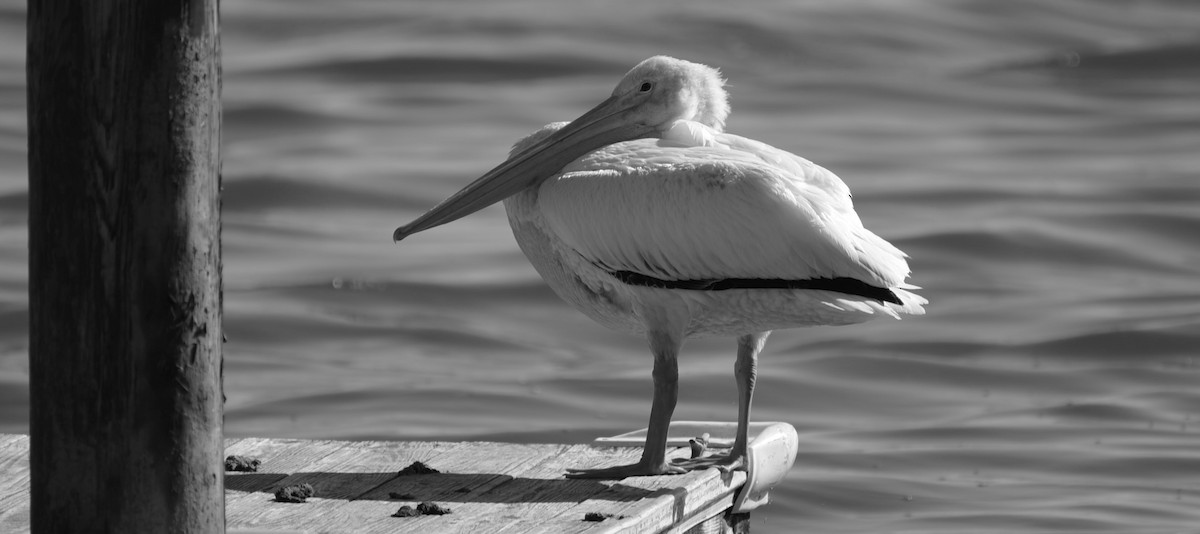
[392, 505, 420, 518]
[274, 483, 315, 503]
[582, 512, 625, 522]
[393, 501, 452, 518]
[418, 501, 452, 515]
[689, 433, 711, 458]
[224, 455, 262, 472]
[397, 460, 439, 476]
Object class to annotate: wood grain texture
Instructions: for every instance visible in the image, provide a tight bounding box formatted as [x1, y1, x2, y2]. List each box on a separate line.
[0, 435, 31, 532]
[26, 0, 223, 531]
[2, 435, 753, 534]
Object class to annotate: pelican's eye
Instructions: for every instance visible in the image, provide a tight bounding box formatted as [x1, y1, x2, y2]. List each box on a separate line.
[639, 81, 654, 93]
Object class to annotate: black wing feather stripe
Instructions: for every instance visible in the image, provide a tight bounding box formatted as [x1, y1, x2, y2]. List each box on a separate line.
[610, 270, 902, 305]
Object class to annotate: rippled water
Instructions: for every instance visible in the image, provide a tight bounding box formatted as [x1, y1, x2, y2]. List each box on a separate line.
[2, 0, 1200, 531]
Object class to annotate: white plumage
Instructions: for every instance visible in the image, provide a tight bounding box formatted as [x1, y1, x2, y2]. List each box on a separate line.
[395, 56, 925, 478]
[541, 130, 912, 289]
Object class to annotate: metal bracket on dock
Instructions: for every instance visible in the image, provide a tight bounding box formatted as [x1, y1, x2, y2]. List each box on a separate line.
[593, 421, 799, 513]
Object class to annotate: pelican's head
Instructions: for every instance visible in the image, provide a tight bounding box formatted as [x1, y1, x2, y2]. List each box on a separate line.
[394, 56, 729, 241]
[612, 55, 729, 133]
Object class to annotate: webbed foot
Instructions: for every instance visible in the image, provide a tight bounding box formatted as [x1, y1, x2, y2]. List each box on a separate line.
[672, 451, 746, 473]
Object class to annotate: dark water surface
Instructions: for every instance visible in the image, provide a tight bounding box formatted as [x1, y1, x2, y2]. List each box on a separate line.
[2, 1, 1199, 531]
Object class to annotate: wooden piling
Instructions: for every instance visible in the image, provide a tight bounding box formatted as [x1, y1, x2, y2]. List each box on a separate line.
[26, 0, 223, 531]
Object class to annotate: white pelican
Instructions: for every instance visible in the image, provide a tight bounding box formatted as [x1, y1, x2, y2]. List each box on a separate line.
[394, 56, 926, 478]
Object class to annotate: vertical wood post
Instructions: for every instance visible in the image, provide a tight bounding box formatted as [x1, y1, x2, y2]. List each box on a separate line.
[27, 0, 223, 532]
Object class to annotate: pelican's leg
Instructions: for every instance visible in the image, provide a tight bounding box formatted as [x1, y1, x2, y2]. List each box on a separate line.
[566, 301, 689, 479]
[674, 331, 770, 473]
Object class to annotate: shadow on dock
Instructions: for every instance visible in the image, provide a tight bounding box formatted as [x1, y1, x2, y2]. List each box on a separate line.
[226, 471, 656, 503]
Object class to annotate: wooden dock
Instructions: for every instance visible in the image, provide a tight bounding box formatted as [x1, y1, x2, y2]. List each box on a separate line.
[0, 433, 752, 533]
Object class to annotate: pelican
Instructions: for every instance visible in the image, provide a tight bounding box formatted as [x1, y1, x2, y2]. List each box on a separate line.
[394, 56, 925, 478]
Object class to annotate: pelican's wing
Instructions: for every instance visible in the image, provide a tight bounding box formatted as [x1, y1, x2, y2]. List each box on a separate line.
[536, 137, 912, 290]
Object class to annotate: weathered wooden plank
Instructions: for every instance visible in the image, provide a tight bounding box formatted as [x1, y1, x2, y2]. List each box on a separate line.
[226, 439, 473, 533]
[0, 435, 31, 504]
[470, 444, 646, 534]
[0, 434, 24, 449]
[226, 437, 355, 472]
[515, 445, 742, 534]
[2, 435, 750, 534]
[605, 469, 745, 534]
[257, 441, 598, 534]
[0, 435, 31, 534]
[488, 444, 668, 534]
[364, 442, 644, 534]
[224, 437, 361, 527]
[0, 505, 30, 534]
[224, 437, 354, 494]
[659, 482, 741, 534]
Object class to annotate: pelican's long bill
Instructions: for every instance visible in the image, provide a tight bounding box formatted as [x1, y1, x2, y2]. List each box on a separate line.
[393, 95, 659, 242]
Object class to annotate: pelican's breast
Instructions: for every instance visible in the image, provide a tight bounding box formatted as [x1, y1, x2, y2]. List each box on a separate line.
[504, 188, 644, 335]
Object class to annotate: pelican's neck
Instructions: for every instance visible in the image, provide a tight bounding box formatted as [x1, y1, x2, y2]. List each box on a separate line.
[659, 120, 719, 148]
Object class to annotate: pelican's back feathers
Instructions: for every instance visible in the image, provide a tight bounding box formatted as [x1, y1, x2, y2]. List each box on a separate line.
[534, 125, 916, 298]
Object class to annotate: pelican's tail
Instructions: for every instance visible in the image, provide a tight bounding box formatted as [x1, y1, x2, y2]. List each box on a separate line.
[826, 284, 926, 320]
[887, 285, 927, 317]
